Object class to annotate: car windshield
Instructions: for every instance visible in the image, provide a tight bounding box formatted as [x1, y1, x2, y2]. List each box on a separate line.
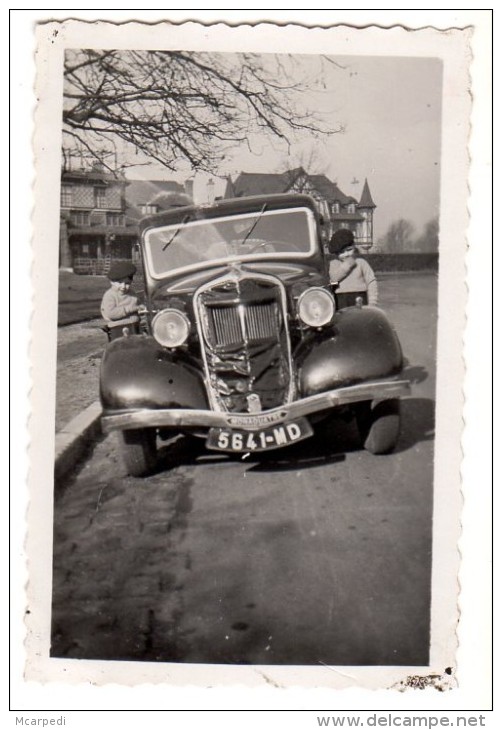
[143, 207, 317, 279]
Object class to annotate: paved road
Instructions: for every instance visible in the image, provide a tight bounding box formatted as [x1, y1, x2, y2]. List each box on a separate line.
[51, 274, 437, 666]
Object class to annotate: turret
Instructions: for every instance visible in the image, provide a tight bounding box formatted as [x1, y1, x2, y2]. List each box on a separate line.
[356, 179, 376, 249]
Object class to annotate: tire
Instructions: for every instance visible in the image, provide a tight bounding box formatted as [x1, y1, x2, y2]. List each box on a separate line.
[355, 399, 401, 455]
[119, 428, 158, 477]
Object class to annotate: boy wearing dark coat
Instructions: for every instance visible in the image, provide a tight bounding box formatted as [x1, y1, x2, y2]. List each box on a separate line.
[100, 262, 142, 340]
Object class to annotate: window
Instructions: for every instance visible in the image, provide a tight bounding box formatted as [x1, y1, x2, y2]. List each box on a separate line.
[140, 204, 158, 215]
[70, 211, 90, 226]
[333, 202, 340, 214]
[94, 186, 107, 208]
[61, 185, 73, 207]
[347, 203, 356, 214]
[144, 208, 316, 279]
[106, 213, 125, 227]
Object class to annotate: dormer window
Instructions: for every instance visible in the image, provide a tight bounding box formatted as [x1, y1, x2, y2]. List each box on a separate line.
[333, 202, 340, 214]
[140, 204, 158, 215]
[348, 203, 356, 214]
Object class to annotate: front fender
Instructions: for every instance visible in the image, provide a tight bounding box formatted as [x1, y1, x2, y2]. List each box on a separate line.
[296, 306, 404, 397]
[100, 335, 209, 412]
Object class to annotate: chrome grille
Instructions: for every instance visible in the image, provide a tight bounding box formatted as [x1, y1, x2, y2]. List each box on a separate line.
[195, 274, 293, 412]
[206, 302, 279, 347]
[245, 302, 279, 341]
[209, 306, 241, 346]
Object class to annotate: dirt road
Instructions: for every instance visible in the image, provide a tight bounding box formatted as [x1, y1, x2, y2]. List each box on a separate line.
[52, 274, 437, 666]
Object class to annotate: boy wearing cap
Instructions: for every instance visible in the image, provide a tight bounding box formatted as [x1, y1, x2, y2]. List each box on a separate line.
[328, 229, 378, 308]
[100, 261, 142, 340]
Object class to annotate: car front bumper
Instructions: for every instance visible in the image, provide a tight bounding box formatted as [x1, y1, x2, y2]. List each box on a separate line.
[101, 378, 411, 433]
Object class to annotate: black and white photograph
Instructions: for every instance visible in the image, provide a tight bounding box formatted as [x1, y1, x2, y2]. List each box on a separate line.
[51, 46, 441, 669]
[16, 13, 490, 706]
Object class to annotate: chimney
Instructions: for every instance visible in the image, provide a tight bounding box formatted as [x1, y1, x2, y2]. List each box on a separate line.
[184, 179, 194, 201]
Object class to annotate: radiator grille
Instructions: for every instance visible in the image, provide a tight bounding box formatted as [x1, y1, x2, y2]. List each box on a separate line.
[209, 306, 241, 346]
[246, 302, 279, 341]
[196, 275, 293, 412]
[206, 301, 279, 347]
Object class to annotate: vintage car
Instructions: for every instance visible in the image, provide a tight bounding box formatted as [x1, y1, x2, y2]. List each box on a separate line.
[100, 193, 410, 476]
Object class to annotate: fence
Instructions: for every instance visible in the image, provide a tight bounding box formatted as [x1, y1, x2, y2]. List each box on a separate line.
[72, 252, 438, 277]
[73, 256, 111, 275]
[73, 255, 141, 276]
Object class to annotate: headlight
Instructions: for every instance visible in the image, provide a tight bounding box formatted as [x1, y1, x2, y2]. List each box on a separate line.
[298, 287, 335, 327]
[152, 309, 190, 348]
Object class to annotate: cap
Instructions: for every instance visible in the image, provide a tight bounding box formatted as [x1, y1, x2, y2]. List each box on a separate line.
[107, 262, 137, 282]
[329, 229, 355, 255]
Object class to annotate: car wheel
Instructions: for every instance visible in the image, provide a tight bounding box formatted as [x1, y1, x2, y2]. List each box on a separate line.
[119, 428, 158, 477]
[355, 399, 401, 454]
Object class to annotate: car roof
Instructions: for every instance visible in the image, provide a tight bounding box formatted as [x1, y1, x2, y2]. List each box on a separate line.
[139, 193, 320, 234]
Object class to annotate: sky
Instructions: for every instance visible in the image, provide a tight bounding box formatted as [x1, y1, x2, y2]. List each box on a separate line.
[125, 54, 443, 243]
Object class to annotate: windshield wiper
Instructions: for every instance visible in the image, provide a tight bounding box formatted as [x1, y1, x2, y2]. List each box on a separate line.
[240, 204, 267, 247]
[161, 214, 191, 251]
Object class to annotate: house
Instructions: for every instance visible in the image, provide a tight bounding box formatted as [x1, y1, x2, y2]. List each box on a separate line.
[125, 179, 191, 217]
[59, 165, 138, 271]
[59, 164, 375, 271]
[225, 168, 376, 249]
[59, 169, 194, 271]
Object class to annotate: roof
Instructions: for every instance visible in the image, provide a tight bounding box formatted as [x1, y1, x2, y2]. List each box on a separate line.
[125, 204, 144, 222]
[62, 168, 126, 185]
[308, 174, 357, 205]
[358, 178, 376, 208]
[125, 179, 185, 206]
[332, 183, 357, 206]
[308, 174, 336, 200]
[230, 167, 322, 197]
[307, 175, 356, 205]
[229, 169, 357, 206]
[230, 171, 294, 197]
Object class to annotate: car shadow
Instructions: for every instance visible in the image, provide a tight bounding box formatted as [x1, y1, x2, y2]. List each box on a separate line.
[155, 429, 348, 474]
[155, 435, 208, 472]
[231, 397, 436, 471]
[244, 449, 346, 473]
[394, 397, 435, 453]
[402, 364, 430, 385]
[154, 396, 435, 474]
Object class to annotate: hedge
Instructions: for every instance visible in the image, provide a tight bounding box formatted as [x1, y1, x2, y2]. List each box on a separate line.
[73, 253, 439, 277]
[362, 253, 438, 273]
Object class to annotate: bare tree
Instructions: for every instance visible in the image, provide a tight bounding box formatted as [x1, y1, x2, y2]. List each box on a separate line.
[379, 218, 416, 253]
[275, 145, 332, 181]
[414, 217, 439, 253]
[63, 50, 343, 175]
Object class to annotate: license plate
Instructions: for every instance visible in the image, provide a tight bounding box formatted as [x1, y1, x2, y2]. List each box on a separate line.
[206, 418, 313, 453]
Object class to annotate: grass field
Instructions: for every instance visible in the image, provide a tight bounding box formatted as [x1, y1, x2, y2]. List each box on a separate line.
[58, 266, 432, 326]
[58, 271, 145, 326]
[58, 272, 109, 326]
